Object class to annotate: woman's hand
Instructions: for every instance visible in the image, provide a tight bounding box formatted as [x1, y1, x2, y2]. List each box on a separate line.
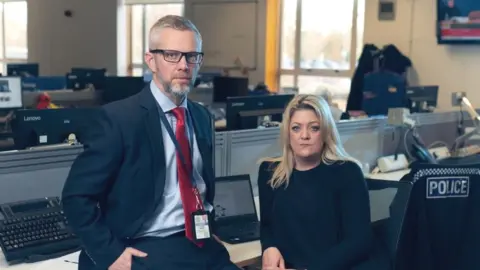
[262, 247, 285, 269]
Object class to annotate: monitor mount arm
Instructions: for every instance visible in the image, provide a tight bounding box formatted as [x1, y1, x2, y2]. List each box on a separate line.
[452, 96, 480, 154]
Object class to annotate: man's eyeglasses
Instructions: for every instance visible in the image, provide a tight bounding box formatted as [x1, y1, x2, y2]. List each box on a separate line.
[149, 49, 204, 64]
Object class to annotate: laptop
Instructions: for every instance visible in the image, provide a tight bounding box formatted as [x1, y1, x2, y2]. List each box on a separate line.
[365, 178, 413, 263]
[214, 174, 260, 244]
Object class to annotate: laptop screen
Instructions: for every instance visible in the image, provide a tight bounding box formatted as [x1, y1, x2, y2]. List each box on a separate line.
[367, 179, 412, 221]
[366, 178, 413, 260]
[214, 175, 256, 220]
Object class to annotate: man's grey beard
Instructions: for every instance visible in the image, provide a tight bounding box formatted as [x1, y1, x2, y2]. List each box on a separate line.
[163, 81, 192, 98]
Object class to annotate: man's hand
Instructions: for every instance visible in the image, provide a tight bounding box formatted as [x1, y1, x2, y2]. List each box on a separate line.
[213, 234, 224, 245]
[108, 247, 147, 270]
[262, 247, 285, 269]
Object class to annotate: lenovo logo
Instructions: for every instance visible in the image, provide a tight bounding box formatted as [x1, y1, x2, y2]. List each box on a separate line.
[23, 116, 41, 121]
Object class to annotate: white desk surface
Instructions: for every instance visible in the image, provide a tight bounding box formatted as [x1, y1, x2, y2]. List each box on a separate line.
[367, 169, 411, 181]
[0, 197, 263, 269]
[0, 241, 262, 270]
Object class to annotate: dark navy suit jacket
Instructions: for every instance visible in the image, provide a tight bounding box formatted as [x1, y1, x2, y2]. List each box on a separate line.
[61, 85, 215, 270]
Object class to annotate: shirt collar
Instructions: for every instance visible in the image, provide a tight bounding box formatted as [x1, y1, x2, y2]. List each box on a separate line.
[150, 80, 188, 113]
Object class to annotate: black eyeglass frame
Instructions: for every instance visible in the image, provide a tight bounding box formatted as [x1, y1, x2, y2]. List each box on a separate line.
[149, 49, 204, 64]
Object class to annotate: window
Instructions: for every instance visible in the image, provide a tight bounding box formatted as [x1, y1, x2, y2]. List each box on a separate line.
[126, 1, 184, 75]
[279, 0, 364, 111]
[0, 0, 28, 74]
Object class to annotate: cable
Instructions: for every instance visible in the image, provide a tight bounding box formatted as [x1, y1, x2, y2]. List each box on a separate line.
[403, 127, 414, 160]
[428, 141, 449, 149]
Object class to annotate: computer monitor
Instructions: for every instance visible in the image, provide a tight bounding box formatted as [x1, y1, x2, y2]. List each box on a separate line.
[226, 94, 295, 131]
[101, 76, 146, 104]
[195, 72, 222, 87]
[213, 76, 249, 103]
[70, 68, 107, 90]
[0, 77, 22, 109]
[21, 76, 67, 91]
[11, 108, 101, 149]
[406, 85, 439, 113]
[7, 63, 39, 78]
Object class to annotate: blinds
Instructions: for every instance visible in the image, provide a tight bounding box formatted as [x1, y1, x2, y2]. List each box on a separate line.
[124, 0, 183, 5]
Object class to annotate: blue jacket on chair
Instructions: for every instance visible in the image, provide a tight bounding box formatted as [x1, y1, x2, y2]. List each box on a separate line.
[361, 71, 408, 116]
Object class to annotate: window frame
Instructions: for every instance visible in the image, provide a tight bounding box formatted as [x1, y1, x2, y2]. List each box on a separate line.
[0, 0, 28, 74]
[125, 1, 184, 75]
[278, 0, 362, 89]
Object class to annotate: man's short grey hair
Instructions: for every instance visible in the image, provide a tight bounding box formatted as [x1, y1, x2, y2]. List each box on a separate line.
[149, 15, 202, 50]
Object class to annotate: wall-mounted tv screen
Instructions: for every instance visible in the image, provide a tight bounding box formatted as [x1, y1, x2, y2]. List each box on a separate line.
[437, 0, 480, 44]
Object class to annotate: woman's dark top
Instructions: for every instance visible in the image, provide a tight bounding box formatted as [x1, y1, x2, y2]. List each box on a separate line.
[258, 160, 373, 270]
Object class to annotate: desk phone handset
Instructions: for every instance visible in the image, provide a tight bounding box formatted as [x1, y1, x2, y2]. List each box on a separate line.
[0, 197, 81, 265]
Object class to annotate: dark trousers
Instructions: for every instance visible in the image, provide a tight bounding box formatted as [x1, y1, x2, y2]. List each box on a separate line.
[130, 235, 239, 270]
[78, 234, 240, 270]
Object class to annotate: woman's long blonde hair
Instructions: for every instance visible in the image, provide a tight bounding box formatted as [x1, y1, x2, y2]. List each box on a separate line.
[261, 94, 359, 188]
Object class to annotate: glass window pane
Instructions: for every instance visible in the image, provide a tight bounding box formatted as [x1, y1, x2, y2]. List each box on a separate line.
[297, 76, 351, 111]
[300, 0, 354, 70]
[0, 4, 3, 59]
[356, 0, 365, 63]
[132, 67, 143, 77]
[4, 1, 27, 59]
[280, 0, 296, 70]
[144, 4, 184, 50]
[0, 63, 4, 76]
[279, 75, 294, 88]
[131, 5, 144, 64]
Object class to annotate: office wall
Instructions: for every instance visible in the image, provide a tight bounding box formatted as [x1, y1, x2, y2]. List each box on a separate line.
[27, 0, 125, 76]
[26, 0, 264, 83]
[185, 0, 266, 84]
[364, 0, 480, 111]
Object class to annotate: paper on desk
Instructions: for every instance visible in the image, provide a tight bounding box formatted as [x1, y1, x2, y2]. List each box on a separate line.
[30, 252, 79, 270]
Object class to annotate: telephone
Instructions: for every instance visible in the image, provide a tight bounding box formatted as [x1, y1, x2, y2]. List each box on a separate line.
[0, 197, 80, 264]
[411, 133, 438, 164]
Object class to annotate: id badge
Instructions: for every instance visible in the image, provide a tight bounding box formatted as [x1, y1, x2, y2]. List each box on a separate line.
[191, 210, 211, 241]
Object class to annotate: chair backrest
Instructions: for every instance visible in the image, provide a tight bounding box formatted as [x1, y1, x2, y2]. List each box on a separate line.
[396, 163, 480, 270]
[366, 179, 413, 268]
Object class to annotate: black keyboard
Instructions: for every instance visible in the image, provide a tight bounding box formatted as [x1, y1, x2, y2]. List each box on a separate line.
[217, 222, 260, 244]
[0, 197, 81, 264]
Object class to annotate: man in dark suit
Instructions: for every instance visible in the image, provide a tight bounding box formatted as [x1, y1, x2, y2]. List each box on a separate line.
[438, 0, 461, 21]
[62, 15, 239, 270]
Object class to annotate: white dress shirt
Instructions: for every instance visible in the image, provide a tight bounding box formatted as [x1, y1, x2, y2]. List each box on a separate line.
[136, 81, 213, 237]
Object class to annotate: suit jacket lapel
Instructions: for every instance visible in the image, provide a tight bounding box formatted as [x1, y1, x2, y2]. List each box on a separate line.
[188, 100, 214, 186]
[138, 85, 166, 202]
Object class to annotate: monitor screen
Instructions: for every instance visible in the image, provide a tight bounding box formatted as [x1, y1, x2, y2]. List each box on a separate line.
[226, 94, 295, 131]
[437, 0, 480, 44]
[213, 76, 249, 103]
[70, 68, 107, 90]
[11, 108, 101, 149]
[7, 63, 39, 78]
[366, 179, 413, 259]
[406, 85, 439, 113]
[102, 76, 146, 104]
[214, 176, 256, 220]
[0, 77, 22, 109]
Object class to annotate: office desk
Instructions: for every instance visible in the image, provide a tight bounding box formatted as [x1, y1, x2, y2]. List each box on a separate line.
[0, 241, 261, 270]
[0, 196, 263, 269]
[367, 169, 411, 181]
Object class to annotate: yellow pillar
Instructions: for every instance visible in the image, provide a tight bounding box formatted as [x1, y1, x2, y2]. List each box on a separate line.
[264, 0, 280, 92]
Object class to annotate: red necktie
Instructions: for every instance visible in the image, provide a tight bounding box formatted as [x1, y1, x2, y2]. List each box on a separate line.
[171, 107, 204, 247]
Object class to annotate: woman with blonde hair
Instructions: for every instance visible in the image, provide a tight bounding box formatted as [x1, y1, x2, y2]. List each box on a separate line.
[259, 94, 372, 270]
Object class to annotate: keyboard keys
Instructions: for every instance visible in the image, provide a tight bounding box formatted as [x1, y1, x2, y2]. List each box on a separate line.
[0, 212, 76, 253]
